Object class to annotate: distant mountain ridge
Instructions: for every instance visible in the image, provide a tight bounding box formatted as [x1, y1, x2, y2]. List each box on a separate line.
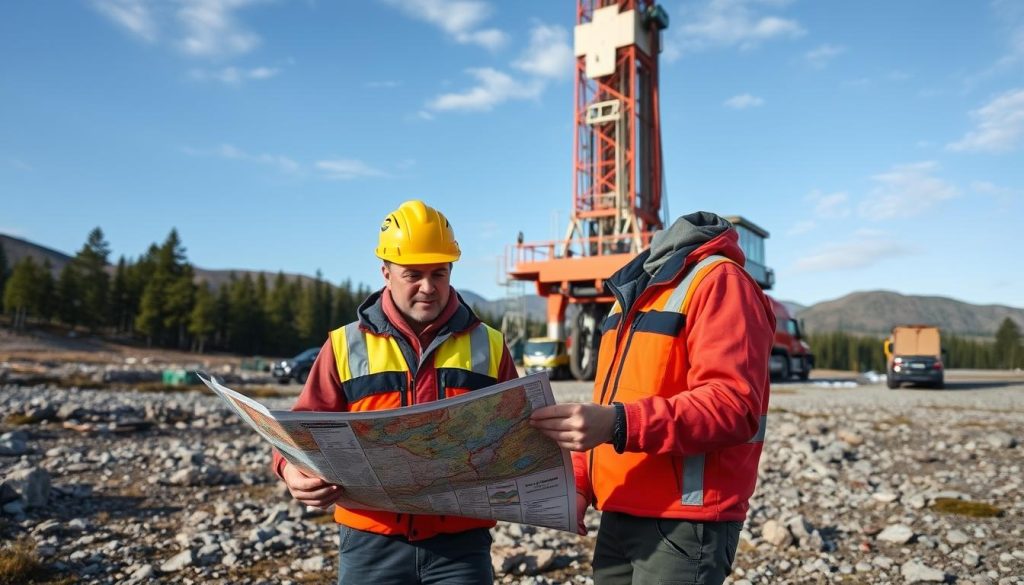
[3, 233, 1022, 336]
[794, 290, 1024, 337]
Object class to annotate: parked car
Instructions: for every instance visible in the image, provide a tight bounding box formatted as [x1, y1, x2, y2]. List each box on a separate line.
[522, 337, 571, 380]
[272, 346, 320, 384]
[884, 325, 944, 389]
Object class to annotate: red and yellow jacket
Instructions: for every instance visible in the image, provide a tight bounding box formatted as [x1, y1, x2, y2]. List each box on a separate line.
[272, 287, 518, 540]
[575, 224, 775, 522]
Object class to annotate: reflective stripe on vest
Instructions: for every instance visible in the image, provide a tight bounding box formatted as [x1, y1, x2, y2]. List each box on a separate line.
[330, 321, 503, 404]
[654, 255, 769, 507]
[344, 322, 369, 378]
[470, 324, 490, 375]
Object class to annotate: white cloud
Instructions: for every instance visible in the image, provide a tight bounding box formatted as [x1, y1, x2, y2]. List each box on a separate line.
[513, 24, 574, 79]
[806, 190, 850, 218]
[380, 0, 506, 50]
[972, 180, 1015, 196]
[183, 144, 299, 173]
[92, 0, 160, 42]
[189, 66, 280, 85]
[792, 233, 916, 273]
[723, 93, 764, 109]
[858, 161, 959, 219]
[804, 43, 845, 69]
[972, 180, 1021, 205]
[674, 0, 805, 54]
[176, 0, 261, 58]
[183, 144, 392, 180]
[91, 0, 263, 59]
[315, 159, 388, 180]
[947, 88, 1024, 153]
[428, 68, 544, 112]
[963, 0, 1024, 87]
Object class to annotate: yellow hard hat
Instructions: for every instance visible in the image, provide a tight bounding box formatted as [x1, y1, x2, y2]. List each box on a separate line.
[375, 200, 461, 264]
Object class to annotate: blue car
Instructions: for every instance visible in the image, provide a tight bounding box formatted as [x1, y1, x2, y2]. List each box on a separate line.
[271, 347, 320, 384]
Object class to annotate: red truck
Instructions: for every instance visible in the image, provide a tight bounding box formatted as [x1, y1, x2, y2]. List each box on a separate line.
[725, 217, 814, 382]
[767, 296, 814, 381]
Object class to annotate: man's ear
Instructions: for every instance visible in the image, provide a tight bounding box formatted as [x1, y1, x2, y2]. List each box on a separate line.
[381, 262, 392, 289]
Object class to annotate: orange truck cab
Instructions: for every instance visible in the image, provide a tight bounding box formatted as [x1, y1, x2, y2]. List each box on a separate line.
[767, 297, 814, 381]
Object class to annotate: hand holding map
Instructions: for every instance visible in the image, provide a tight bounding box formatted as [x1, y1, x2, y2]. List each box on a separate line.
[197, 372, 578, 533]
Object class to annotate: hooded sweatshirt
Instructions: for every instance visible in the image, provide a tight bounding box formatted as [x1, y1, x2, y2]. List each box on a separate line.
[575, 211, 776, 522]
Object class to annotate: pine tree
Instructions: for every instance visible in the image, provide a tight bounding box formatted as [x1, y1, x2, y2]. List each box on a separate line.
[228, 273, 263, 354]
[296, 279, 317, 346]
[214, 280, 231, 350]
[135, 229, 194, 347]
[73, 227, 111, 331]
[267, 272, 299, 355]
[189, 283, 217, 353]
[56, 263, 83, 328]
[38, 260, 56, 320]
[165, 264, 196, 349]
[109, 257, 130, 332]
[995, 317, 1022, 369]
[0, 242, 8, 307]
[3, 257, 44, 329]
[135, 277, 165, 346]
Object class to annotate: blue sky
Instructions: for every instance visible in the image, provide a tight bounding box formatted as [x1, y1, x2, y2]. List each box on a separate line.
[2, 0, 1022, 308]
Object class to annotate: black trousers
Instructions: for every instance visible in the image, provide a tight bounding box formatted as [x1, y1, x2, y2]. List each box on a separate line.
[593, 511, 742, 585]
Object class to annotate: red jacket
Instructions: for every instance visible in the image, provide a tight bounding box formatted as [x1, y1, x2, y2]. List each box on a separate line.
[575, 224, 775, 522]
[273, 287, 519, 540]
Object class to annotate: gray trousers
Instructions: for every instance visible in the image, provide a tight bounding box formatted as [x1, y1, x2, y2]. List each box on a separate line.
[593, 511, 742, 585]
[337, 525, 493, 585]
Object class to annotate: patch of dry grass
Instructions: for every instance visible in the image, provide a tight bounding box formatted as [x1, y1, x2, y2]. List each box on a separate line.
[0, 537, 70, 585]
[3, 413, 38, 425]
[238, 386, 296, 399]
[132, 382, 203, 394]
[931, 498, 1004, 518]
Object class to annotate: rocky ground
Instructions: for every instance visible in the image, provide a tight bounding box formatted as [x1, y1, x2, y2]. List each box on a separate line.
[2, 358, 1023, 584]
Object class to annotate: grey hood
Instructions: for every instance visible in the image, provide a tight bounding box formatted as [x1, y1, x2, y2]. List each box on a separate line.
[643, 211, 732, 276]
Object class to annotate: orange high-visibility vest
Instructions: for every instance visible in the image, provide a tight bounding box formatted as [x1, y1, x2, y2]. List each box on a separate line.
[590, 255, 770, 521]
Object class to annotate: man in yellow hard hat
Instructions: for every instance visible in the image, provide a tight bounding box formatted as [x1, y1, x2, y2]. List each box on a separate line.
[272, 200, 519, 584]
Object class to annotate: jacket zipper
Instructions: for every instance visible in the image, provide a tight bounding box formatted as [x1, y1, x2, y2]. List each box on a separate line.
[591, 284, 635, 494]
[589, 269, 684, 495]
[606, 319, 640, 405]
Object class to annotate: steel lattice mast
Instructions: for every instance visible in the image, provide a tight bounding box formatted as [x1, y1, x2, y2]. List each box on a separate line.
[508, 0, 668, 380]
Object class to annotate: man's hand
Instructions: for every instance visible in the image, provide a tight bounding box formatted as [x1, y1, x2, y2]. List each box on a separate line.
[575, 491, 589, 536]
[281, 463, 345, 509]
[529, 403, 616, 452]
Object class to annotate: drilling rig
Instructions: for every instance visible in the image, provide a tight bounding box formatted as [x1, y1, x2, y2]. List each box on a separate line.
[507, 0, 669, 380]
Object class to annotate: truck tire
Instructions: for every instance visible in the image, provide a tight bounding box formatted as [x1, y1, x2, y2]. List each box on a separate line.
[296, 368, 310, 385]
[770, 352, 790, 382]
[887, 375, 899, 389]
[569, 305, 605, 381]
[797, 358, 810, 381]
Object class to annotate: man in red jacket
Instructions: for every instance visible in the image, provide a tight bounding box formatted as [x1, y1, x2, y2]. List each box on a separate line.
[531, 211, 775, 585]
[274, 200, 518, 584]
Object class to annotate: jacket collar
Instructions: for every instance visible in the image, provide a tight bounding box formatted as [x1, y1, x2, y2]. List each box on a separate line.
[356, 287, 480, 339]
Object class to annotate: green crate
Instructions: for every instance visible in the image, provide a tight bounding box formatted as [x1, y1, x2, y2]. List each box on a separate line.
[162, 369, 200, 386]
